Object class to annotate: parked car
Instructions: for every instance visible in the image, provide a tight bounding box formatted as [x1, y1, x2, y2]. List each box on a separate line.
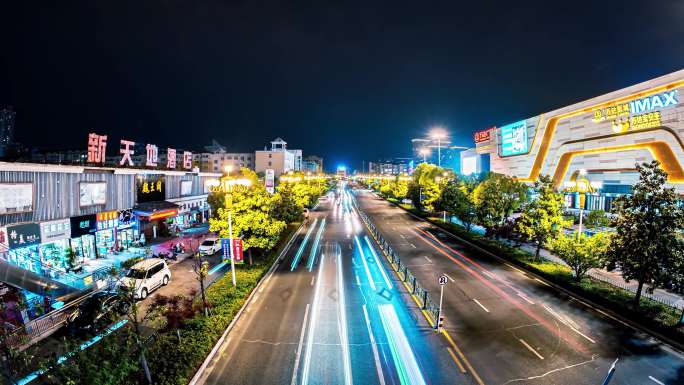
[199, 237, 222, 256]
[121, 258, 171, 300]
[66, 291, 129, 336]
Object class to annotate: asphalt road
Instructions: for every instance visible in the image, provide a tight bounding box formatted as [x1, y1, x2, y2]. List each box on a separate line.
[194, 187, 467, 385]
[355, 189, 684, 385]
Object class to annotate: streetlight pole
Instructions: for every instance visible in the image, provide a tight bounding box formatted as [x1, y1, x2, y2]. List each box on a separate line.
[228, 210, 236, 287]
[437, 137, 441, 167]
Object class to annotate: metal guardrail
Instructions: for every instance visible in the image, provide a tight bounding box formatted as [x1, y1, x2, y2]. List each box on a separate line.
[355, 207, 441, 322]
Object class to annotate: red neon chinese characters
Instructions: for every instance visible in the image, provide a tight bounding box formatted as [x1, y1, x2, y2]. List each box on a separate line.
[87, 133, 107, 164]
[167, 148, 176, 169]
[183, 151, 192, 170]
[146, 144, 158, 167]
[120, 140, 135, 166]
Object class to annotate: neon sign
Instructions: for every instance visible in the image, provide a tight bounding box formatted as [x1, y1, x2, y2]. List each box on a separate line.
[500, 120, 528, 157]
[474, 128, 493, 143]
[592, 90, 678, 133]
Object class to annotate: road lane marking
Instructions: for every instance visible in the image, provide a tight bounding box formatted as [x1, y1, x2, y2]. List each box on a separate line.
[473, 299, 490, 313]
[569, 325, 596, 344]
[259, 273, 274, 293]
[410, 243, 416, 248]
[423, 256, 432, 263]
[517, 293, 535, 305]
[444, 274, 455, 283]
[441, 331, 486, 385]
[364, 235, 393, 289]
[355, 274, 361, 286]
[649, 376, 665, 385]
[480, 270, 496, 279]
[446, 347, 467, 373]
[310, 276, 315, 286]
[290, 304, 310, 385]
[518, 339, 544, 360]
[400, 234, 406, 239]
[534, 278, 551, 287]
[362, 305, 386, 385]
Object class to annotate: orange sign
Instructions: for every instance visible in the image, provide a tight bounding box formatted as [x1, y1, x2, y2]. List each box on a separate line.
[474, 128, 494, 143]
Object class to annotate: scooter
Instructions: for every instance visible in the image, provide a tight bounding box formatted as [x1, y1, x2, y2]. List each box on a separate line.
[156, 251, 178, 261]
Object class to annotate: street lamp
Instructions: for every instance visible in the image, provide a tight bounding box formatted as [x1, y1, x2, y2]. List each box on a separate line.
[430, 127, 448, 167]
[419, 148, 430, 163]
[564, 169, 601, 237]
[216, 171, 253, 287]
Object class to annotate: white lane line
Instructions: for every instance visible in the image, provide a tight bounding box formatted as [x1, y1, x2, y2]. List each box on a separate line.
[290, 303, 311, 385]
[518, 338, 544, 360]
[423, 256, 432, 263]
[355, 274, 362, 286]
[649, 376, 665, 385]
[362, 305, 386, 385]
[534, 278, 551, 287]
[569, 325, 596, 344]
[310, 276, 315, 286]
[444, 274, 455, 283]
[259, 274, 274, 293]
[400, 234, 406, 239]
[517, 293, 535, 305]
[410, 243, 417, 248]
[480, 270, 496, 279]
[472, 299, 490, 313]
[505, 263, 527, 275]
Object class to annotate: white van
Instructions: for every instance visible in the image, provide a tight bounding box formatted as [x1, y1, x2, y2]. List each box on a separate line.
[122, 258, 171, 300]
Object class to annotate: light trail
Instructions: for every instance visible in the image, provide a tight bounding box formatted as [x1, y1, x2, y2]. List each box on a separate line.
[301, 250, 326, 385]
[290, 218, 318, 271]
[364, 235, 393, 289]
[354, 235, 376, 291]
[377, 304, 427, 385]
[306, 218, 326, 272]
[337, 244, 353, 385]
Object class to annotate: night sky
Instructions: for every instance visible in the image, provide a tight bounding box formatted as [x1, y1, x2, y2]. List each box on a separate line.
[2, 1, 683, 171]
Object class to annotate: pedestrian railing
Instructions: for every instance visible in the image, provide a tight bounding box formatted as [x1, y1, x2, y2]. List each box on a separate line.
[354, 205, 441, 323]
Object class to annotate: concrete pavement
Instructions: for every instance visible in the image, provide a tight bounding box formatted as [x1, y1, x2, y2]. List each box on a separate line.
[355, 189, 684, 385]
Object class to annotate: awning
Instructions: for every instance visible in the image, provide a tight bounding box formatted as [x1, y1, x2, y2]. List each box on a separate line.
[133, 201, 180, 221]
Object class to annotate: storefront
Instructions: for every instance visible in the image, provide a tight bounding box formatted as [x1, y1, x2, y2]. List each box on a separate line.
[70, 214, 97, 261]
[95, 211, 118, 257]
[133, 201, 178, 239]
[39, 219, 72, 272]
[0, 223, 42, 275]
[168, 195, 210, 230]
[117, 208, 138, 250]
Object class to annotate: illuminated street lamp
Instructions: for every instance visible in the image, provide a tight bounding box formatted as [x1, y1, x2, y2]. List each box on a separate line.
[419, 148, 430, 163]
[430, 127, 448, 167]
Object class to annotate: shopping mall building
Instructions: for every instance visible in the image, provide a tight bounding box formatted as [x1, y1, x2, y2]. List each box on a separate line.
[464, 69, 684, 211]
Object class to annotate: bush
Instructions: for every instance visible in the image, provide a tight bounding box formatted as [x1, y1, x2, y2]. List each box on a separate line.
[121, 256, 144, 270]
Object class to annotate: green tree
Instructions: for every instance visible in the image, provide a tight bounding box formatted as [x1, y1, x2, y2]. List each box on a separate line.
[472, 173, 528, 237]
[606, 160, 684, 307]
[585, 209, 610, 228]
[550, 232, 610, 281]
[438, 179, 477, 231]
[408, 163, 447, 211]
[210, 171, 286, 265]
[516, 175, 568, 258]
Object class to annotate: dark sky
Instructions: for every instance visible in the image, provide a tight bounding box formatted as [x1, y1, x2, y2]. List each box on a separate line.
[2, 1, 684, 171]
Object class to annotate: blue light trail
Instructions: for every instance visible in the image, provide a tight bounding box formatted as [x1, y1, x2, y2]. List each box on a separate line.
[290, 218, 318, 271]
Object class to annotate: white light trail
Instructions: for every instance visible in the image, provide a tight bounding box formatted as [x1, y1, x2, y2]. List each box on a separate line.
[337, 245, 353, 385]
[377, 304, 427, 385]
[364, 235, 392, 289]
[301, 251, 326, 385]
[354, 235, 376, 291]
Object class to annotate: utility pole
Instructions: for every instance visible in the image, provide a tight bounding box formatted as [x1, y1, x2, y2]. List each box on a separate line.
[228, 210, 236, 287]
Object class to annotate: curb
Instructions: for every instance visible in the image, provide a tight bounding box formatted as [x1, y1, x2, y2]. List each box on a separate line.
[187, 221, 305, 385]
[383, 197, 684, 356]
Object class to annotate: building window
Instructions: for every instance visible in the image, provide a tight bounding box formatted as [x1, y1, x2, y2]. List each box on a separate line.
[268, 154, 272, 158]
[268, 161, 272, 166]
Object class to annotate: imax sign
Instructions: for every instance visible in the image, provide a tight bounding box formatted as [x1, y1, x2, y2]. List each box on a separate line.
[630, 90, 678, 115]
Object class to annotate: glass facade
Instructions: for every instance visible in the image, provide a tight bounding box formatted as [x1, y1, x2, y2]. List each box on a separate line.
[95, 228, 116, 257]
[72, 234, 96, 262]
[117, 227, 137, 250]
[39, 238, 71, 272]
[7, 245, 41, 275]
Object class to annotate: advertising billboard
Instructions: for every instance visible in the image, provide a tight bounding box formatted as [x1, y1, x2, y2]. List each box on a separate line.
[0, 183, 33, 214]
[265, 169, 275, 194]
[500, 120, 529, 157]
[79, 182, 106, 207]
[180, 180, 193, 196]
[136, 175, 165, 203]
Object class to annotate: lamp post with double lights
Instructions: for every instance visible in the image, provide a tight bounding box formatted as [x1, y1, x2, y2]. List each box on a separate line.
[419, 148, 430, 164]
[564, 169, 602, 237]
[430, 127, 448, 167]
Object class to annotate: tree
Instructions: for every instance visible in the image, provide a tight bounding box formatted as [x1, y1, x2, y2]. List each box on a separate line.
[550, 232, 610, 281]
[516, 175, 568, 258]
[607, 160, 684, 308]
[438, 179, 476, 231]
[210, 170, 286, 265]
[189, 238, 211, 317]
[271, 183, 304, 224]
[472, 173, 528, 237]
[408, 163, 447, 211]
[585, 209, 610, 228]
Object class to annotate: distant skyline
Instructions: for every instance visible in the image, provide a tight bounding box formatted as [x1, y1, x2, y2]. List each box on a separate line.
[2, 1, 684, 171]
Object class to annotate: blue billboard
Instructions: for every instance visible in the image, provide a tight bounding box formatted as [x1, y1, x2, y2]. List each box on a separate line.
[500, 120, 528, 157]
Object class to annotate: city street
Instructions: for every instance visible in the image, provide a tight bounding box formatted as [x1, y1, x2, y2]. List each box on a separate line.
[355, 189, 684, 385]
[194, 189, 465, 385]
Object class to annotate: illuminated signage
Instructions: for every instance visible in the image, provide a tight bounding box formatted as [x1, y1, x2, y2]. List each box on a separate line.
[592, 90, 678, 133]
[474, 128, 493, 143]
[86, 133, 192, 169]
[499, 120, 529, 157]
[96, 211, 119, 231]
[462, 157, 477, 175]
[137, 175, 166, 203]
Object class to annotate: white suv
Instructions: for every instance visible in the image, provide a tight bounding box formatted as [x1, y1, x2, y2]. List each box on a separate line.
[122, 258, 171, 300]
[199, 237, 222, 256]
